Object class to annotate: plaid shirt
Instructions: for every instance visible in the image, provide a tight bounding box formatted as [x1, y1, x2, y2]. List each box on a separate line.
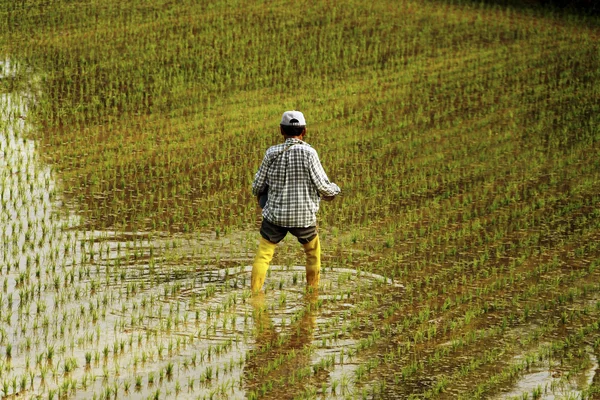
[252, 138, 340, 228]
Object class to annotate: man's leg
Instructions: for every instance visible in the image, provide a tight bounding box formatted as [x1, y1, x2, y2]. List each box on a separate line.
[251, 237, 277, 293]
[302, 234, 320, 287]
[291, 226, 320, 288]
[251, 219, 287, 293]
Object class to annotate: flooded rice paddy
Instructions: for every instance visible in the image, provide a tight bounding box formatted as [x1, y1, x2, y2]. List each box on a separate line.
[2, 4, 600, 394]
[3, 83, 599, 400]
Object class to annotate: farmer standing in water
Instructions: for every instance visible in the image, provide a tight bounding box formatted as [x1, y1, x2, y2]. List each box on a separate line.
[251, 111, 341, 293]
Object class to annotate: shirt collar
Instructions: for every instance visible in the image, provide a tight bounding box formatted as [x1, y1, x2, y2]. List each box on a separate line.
[284, 137, 309, 146]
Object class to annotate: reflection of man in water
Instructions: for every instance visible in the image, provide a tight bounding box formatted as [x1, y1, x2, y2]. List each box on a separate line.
[244, 293, 325, 398]
[251, 111, 340, 293]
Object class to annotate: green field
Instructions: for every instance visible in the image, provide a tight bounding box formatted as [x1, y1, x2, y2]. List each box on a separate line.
[1, 0, 600, 399]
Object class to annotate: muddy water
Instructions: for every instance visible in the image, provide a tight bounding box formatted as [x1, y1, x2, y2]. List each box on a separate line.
[66, 228, 400, 399]
[493, 347, 598, 400]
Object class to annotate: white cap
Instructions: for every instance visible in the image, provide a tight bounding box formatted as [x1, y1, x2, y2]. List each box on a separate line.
[280, 110, 306, 126]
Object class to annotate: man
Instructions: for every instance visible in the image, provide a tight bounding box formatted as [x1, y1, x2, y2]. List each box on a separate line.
[251, 110, 341, 293]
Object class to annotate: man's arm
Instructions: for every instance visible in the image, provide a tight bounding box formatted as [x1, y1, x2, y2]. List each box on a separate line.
[252, 153, 270, 197]
[308, 152, 341, 199]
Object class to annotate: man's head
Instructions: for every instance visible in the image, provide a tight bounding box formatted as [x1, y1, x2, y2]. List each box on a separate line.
[280, 110, 306, 138]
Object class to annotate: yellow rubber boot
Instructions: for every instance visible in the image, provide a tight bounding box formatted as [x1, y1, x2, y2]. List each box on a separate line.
[302, 235, 321, 288]
[251, 237, 277, 293]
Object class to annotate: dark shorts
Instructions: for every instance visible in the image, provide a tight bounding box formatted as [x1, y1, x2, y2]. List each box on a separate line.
[260, 218, 317, 244]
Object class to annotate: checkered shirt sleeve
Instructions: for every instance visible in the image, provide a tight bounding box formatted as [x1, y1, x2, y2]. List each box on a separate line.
[252, 138, 340, 228]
